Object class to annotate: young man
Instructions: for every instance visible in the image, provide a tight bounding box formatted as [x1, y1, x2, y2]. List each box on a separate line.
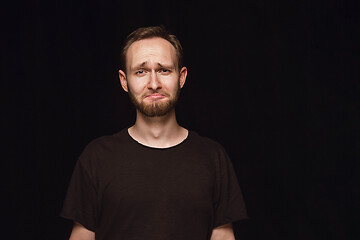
[61, 26, 247, 240]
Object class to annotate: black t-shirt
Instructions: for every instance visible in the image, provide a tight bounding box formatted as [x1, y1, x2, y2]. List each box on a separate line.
[60, 129, 247, 240]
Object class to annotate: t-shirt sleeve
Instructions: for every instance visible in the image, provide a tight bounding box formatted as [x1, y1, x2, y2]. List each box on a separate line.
[213, 147, 248, 228]
[60, 155, 97, 232]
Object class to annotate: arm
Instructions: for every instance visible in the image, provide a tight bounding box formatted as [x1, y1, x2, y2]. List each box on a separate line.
[210, 223, 236, 240]
[69, 222, 95, 240]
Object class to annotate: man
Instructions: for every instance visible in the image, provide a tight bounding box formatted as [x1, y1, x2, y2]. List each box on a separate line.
[61, 26, 247, 240]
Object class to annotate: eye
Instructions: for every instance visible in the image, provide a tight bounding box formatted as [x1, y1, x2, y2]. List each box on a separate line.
[136, 69, 145, 75]
[160, 68, 171, 74]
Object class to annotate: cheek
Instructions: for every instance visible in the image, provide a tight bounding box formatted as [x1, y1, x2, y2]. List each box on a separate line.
[128, 79, 147, 93]
[162, 76, 180, 89]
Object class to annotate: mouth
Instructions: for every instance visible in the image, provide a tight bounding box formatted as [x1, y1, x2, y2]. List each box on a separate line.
[145, 93, 167, 100]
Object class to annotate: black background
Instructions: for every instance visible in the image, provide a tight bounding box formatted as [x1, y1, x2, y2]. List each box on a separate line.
[3, 0, 359, 239]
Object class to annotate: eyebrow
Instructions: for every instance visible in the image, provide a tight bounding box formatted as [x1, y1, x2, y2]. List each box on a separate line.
[130, 62, 146, 71]
[131, 62, 175, 71]
[157, 63, 175, 70]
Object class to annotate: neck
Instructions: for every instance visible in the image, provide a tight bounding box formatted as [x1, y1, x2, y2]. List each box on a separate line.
[128, 109, 188, 148]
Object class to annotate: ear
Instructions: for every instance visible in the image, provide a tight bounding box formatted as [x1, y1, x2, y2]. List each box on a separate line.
[179, 67, 188, 89]
[118, 69, 128, 92]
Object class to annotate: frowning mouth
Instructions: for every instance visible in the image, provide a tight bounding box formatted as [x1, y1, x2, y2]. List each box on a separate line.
[144, 93, 167, 99]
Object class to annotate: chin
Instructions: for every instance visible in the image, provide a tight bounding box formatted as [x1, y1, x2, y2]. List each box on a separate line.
[138, 101, 175, 117]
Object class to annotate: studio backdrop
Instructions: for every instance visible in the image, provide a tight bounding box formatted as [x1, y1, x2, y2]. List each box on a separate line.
[3, 0, 359, 239]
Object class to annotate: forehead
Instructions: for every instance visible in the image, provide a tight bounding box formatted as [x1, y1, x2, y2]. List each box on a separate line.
[126, 37, 177, 69]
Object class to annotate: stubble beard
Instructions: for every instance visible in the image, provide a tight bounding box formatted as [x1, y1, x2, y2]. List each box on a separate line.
[128, 82, 181, 117]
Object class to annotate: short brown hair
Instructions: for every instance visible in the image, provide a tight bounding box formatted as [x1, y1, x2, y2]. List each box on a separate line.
[121, 25, 183, 72]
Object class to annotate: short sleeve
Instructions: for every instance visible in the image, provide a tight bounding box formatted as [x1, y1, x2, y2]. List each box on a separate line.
[60, 156, 97, 232]
[213, 147, 248, 228]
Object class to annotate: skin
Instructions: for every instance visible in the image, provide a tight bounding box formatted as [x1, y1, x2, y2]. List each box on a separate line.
[119, 37, 188, 148]
[69, 222, 94, 240]
[69, 37, 235, 239]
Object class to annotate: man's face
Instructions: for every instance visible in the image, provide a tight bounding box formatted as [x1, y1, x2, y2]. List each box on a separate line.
[119, 37, 187, 117]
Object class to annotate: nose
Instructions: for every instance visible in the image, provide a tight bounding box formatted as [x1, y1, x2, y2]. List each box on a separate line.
[147, 71, 162, 90]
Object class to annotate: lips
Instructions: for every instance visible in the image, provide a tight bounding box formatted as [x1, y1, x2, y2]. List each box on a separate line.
[145, 93, 166, 99]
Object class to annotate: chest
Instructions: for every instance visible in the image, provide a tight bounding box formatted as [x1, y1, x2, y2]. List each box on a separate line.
[97, 152, 216, 214]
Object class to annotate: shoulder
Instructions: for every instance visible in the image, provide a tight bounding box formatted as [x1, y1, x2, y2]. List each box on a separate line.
[82, 129, 128, 152]
[187, 131, 234, 176]
[188, 131, 228, 156]
[73, 129, 131, 176]
[78, 129, 129, 164]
